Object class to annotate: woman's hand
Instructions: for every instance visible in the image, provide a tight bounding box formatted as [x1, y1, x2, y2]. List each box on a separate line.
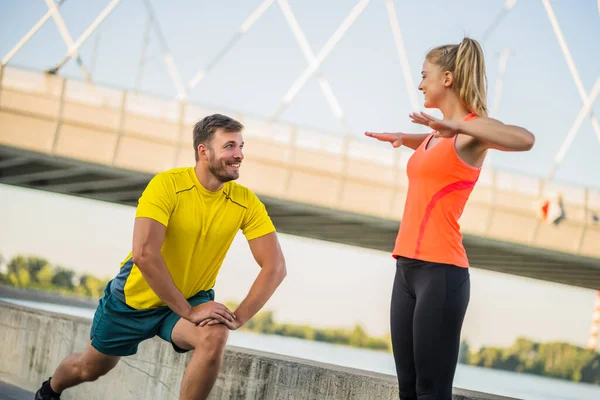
[364, 132, 404, 147]
[409, 112, 461, 138]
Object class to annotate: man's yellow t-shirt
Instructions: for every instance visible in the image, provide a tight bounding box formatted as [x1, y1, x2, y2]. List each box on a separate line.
[110, 167, 276, 309]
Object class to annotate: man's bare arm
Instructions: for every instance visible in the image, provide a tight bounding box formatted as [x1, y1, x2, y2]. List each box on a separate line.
[132, 218, 194, 320]
[203, 232, 286, 329]
[133, 218, 236, 325]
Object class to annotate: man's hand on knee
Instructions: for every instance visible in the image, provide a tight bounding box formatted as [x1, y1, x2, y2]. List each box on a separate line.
[200, 316, 242, 330]
[188, 301, 236, 326]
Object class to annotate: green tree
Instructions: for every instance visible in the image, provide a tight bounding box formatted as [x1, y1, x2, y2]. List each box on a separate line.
[275, 324, 315, 340]
[79, 275, 103, 298]
[51, 267, 75, 290]
[36, 265, 54, 288]
[458, 340, 471, 365]
[245, 310, 276, 335]
[5, 256, 31, 287]
[9, 268, 31, 287]
[25, 256, 50, 283]
[0, 252, 8, 284]
[7, 255, 28, 276]
[349, 325, 368, 348]
[364, 337, 389, 351]
[468, 337, 600, 384]
[472, 347, 503, 369]
[580, 355, 600, 384]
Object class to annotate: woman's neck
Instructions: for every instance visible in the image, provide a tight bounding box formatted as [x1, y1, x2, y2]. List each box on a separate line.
[438, 94, 471, 121]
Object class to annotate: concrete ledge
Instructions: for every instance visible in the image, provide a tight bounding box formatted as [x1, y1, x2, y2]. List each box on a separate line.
[0, 302, 518, 399]
[0, 283, 98, 309]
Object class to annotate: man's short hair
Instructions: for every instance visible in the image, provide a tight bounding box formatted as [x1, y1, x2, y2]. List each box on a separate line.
[193, 114, 244, 161]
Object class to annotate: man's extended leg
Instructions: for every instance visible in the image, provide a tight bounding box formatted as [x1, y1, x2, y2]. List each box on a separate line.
[50, 341, 120, 392]
[35, 341, 119, 399]
[171, 319, 229, 400]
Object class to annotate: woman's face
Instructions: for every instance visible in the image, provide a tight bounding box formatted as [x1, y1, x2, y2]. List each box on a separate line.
[418, 59, 451, 109]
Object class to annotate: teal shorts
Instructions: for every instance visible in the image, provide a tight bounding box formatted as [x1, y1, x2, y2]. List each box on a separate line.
[90, 280, 215, 357]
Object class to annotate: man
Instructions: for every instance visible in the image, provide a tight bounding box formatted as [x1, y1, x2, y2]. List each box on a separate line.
[35, 114, 287, 400]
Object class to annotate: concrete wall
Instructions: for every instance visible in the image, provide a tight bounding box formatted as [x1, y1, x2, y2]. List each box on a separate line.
[0, 302, 517, 400]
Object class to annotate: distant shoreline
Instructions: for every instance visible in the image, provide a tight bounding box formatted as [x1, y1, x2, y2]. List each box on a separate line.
[0, 284, 98, 309]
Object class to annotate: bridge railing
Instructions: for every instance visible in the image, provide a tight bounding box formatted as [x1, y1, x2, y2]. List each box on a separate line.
[1, 65, 599, 258]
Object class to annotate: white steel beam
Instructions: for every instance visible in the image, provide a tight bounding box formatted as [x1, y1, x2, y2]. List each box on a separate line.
[272, 0, 370, 120]
[49, 0, 122, 74]
[277, 0, 344, 121]
[385, 0, 419, 112]
[491, 48, 511, 117]
[484, 48, 512, 169]
[143, 0, 187, 100]
[1, 0, 68, 66]
[542, 0, 600, 148]
[547, 77, 600, 181]
[188, 0, 276, 90]
[481, 0, 519, 42]
[44, 0, 92, 82]
[134, 15, 153, 92]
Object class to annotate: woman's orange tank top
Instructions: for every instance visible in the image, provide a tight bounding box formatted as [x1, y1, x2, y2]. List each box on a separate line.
[392, 113, 480, 268]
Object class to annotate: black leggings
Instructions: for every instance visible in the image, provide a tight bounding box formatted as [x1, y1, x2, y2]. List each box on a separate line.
[390, 256, 470, 400]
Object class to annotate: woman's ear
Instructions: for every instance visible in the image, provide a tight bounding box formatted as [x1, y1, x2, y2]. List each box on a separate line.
[443, 71, 454, 88]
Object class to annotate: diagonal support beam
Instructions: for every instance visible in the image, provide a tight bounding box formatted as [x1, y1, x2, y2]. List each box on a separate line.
[547, 77, 600, 181]
[277, 0, 345, 124]
[542, 0, 600, 148]
[134, 14, 153, 92]
[1, 0, 68, 66]
[44, 0, 92, 82]
[385, 0, 420, 112]
[481, 0, 519, 42]
[188, 0, 276, 90]
[271, 0, 370, 121]
[481, 0, 518, 167]
[484, 48, 512, 170]
[48, 0, 122, 74]
[491, 48, 512, 117]
[142, 0, 187, 100]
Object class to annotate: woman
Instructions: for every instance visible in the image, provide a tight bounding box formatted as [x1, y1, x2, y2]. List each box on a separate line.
[365, 37, 535, 400]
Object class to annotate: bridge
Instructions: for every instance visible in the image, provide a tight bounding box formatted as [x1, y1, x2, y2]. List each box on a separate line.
[1, 64, 599, 290]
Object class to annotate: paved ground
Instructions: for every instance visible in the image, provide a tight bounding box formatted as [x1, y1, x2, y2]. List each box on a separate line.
[0, 382, 33, 400]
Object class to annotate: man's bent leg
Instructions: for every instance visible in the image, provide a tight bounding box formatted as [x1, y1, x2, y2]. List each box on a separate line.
[171, 319, 229, 400]
[49, 341, 120, 393]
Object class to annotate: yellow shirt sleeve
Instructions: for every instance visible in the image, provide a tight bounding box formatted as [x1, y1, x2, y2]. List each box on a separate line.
[242, 190, 276, 240]
[135, 172, 176, 227]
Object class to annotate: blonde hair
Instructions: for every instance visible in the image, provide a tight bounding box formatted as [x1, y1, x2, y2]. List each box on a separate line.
[426, 37, 488, 117]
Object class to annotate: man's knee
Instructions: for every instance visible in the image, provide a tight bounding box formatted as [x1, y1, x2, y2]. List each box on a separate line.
[192, 325, 229, 355]
[78, 347, 119, 382]
[79, 362, 113, 382]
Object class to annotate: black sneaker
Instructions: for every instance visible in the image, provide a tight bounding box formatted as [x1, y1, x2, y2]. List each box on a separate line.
[34, 378, 61, 400]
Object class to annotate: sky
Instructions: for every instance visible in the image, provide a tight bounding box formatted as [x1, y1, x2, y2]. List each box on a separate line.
[1, 0, 599, 350]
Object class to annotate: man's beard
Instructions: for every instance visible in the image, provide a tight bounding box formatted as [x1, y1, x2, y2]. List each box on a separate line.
[208, 152, 240, 183]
